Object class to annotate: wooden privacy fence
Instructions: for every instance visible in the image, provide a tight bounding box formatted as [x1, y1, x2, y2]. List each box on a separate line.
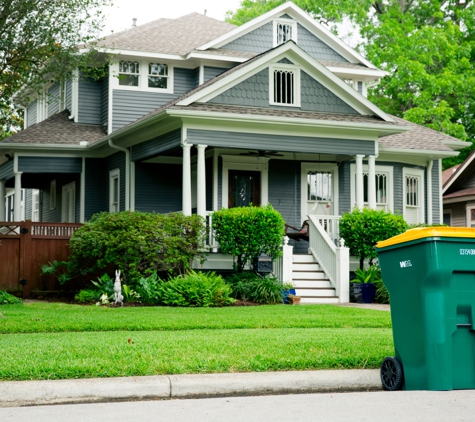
[0, 221, 83, 297]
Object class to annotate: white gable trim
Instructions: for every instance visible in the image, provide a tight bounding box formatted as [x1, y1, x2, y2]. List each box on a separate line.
[443, 151, 475, 193]
[178, 42, 393, 122]
[196, 2, 376, 69]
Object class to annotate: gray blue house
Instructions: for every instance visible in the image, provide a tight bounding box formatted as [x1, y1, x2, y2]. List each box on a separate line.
[0, 2, 467, 302]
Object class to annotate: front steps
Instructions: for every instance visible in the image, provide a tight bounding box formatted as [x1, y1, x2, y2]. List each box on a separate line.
[292, 254, 339, 304]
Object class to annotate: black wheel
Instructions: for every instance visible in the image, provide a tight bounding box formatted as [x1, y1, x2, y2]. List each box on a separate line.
[381, 356, 404, 391]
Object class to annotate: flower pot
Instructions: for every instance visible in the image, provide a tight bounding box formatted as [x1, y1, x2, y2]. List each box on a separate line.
[283, 288, 296, 304]
[361, 283, 376, 304]
[288, 295, 301, 305]
[351, 282, 364, 303]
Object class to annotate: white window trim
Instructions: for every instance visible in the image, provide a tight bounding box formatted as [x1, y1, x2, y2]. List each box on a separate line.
[273, 18, 297, 47]
[403, 167, 425, 224]
[350, 164, 394, 212]
[111, 59, 174, 93]
[221, 155, 269, 209]
[465, 203, 475, 227]
[32, 189, 40, 222]
[109, 169, 120, 213]
[50, 179, 57, 210]
[61, 182, 76, 223]
[269, 63, 301, 107]
[301, 162, 339, 224]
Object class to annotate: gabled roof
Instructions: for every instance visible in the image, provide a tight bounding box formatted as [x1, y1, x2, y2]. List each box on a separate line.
[0, 111, 105, 145]
[443, 149, 475, 194]
[197, 2, 377, 69]
[98, 13, 235, 56]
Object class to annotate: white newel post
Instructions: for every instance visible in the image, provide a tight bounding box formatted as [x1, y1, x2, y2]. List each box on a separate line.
[368, 155, 376, 209]
[14, 172, 22, 221]
[336, 238, 350, 303]
[196, 144, 207, 218]
[282, 236, 294, 283]
[355, 155, 364, 209]
[0, 179, 5, 221]
[182, 143, 193, 216]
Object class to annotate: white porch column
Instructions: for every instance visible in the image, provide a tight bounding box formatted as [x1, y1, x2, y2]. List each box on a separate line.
[0, 179, 5, 221]
[196, 144, 207, 218]
[14, 172, 22, 221]
[355, 155, 364, 209]
[368, 155, 376, 210]
[182, 143, 193, 216]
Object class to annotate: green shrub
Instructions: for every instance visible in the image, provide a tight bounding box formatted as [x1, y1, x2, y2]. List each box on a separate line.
[339, 208, 408, 270]
[212, 204, 285, 272]
[375, 280, 390, 304]
[74, 289, 100, 303]
[158, 271, 234, 307]
[54, 211, 205, 285]
[0, 291, 22, 305]
[225, 271, 284, 304]
[354, 265, 381, 284]
[134, 272, 163, 304]
[91, 273, 115, 298]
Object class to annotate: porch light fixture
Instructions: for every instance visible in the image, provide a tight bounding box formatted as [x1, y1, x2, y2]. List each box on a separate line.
[253, 251, 273, 274]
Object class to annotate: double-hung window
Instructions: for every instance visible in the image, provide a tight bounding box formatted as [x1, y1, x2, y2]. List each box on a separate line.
[119, 60, 140, 87]
[403, 168, 424, 224]
[269, 64, 300, 107]
[148, 63, 169, 89]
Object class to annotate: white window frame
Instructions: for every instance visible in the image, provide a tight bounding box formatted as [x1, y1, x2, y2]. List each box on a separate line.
[50, 179, 57, 210]
[273, 18, 297, 47]
[61, 182, 76, 223]
[350, 164, 394, 212]
[32, 189, 40, 222]
[109, 169, 120, 213]
[112, 59, 173, 93]
[466, 204, 475, 228]
[403, 167, 425, 225]
[269, 63, 301, 107]
[118, 60, 140, 87]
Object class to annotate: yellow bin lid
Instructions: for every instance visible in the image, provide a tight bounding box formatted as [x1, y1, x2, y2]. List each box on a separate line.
[376, 227, 475, 249]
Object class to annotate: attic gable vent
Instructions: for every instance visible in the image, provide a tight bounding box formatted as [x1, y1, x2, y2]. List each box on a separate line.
[274, 19, 297, 47]
[269, 64, 300, 107]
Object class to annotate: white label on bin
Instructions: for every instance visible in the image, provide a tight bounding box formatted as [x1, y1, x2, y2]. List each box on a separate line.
[460, 249, 475, 255]
[399, 260, 412, 268]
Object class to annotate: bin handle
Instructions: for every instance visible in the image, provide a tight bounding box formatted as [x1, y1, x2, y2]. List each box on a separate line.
[457, 324, 473, 329]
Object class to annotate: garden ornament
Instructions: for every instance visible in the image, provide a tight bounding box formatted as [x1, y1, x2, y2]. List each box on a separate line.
[114, 270, 124, 306]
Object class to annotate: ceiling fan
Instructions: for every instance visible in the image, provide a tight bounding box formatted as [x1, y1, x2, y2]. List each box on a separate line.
[239, 150, 284, 157]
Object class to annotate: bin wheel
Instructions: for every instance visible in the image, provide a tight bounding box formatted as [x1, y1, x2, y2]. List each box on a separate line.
[380, 356, 403, 391]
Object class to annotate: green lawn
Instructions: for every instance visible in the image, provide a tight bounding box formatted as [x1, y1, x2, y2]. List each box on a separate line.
[0, 303, 393, 381]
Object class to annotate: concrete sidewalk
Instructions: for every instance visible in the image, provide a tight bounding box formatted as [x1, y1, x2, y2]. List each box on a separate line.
[0, 370, 382, 408]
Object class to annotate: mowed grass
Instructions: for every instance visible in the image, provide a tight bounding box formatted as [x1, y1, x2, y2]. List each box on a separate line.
[0, 303, 393, 381]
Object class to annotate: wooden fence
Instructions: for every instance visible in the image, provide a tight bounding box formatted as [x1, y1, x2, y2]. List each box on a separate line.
[0, 221, 83, 297]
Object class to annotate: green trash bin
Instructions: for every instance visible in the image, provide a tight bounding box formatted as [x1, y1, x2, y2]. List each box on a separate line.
[376, 227, 475, 391]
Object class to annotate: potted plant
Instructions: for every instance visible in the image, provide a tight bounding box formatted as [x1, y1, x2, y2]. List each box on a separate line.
[287, 294, 301, 305]
[282, 283, 296, 304]
[354, 265, 381, 303]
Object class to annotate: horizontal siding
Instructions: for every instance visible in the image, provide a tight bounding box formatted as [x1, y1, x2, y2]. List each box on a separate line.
[27, 100, 37, 128]
[131, 129, 181, 161]
[134, 162, 182, 213]
[297, 24, 348, 62]
[188, 129, 376, 156]
[204, 66, 228, 83]
[66, 80, 72, 112]
[222, 22, 273, 53]
[101, 77, 109, 129]
[112, 68, 197, 132]
[0, 161, 14, 180]
[18, 157, 82, 173]
[338, 161, 351, 215]
[106, 152, 126, 212]
[85, 158, 107, 220]
[78, 77, 102, 125]
[24, 189, 33, 220]
[47, 83, 60, 117]
[448, 202, 467, 227]
[41, 174, 79, 222]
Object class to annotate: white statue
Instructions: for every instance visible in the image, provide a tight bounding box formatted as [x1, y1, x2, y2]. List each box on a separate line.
[114, 270, 124, 306]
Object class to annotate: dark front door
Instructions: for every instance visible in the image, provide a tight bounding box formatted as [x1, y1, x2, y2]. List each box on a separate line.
[228, 170, 261, 208]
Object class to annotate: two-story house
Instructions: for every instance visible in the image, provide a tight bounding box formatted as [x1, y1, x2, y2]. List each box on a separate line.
[0, 2, 467, 302]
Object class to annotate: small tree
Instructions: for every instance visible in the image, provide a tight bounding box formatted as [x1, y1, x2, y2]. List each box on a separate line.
[339, 208, 408, 270]
[212, 204, 285, 272]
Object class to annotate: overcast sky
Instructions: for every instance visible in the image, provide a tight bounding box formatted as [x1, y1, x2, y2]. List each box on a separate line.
[102, 0, 243, 34]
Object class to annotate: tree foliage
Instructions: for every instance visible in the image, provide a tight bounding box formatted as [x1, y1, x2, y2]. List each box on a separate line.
[227, 1, 475, 168]
[0, 0, 112, 140]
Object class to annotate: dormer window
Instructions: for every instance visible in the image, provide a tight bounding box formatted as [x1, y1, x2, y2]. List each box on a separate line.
[119, 60, 139, 86]
[274, 19, 297, 46]
[269, 64, 301, 107]
[148, 63, 169, 89]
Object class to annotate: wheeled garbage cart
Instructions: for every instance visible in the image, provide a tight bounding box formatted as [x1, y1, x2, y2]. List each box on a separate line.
[376, 227, 475, 391]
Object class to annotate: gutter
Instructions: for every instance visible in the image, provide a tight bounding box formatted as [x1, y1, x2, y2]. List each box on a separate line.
[427, 160, 433, 225]
[108, 139, 130, 210]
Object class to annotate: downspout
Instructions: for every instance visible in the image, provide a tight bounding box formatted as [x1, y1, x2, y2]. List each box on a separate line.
[108, 139, 130, 211]
[427, 160, 433, 225]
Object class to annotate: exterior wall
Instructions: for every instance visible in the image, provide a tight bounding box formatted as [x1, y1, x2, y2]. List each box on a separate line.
[18, 157, 82, 173]
[24, 189, 33, 220]
[210, 68, 357, 114]
[431, 160, 440, 223]
[222, 22, 273, 54]
[47, 83, 60, 117]
[78, 77, 102, 125]
[106, 152, 126, 212]
[26, 100, 37, 128]
[297, 24, 348, 62]
[0, 161, 14, 181]
[131, 129, 181, 162]
[134, 162, 182, 213]
[204, 66, 228, 83]
[41, 174, 80, 222]
[188, 130, 375, 156]
[101, 77, 109, 129]
[206, 156, 213, 211]
[446, 202, 467, 227]
[85, 157, 106, 220]
[338, 161, 351, 215]
[66, 80, 72, 112]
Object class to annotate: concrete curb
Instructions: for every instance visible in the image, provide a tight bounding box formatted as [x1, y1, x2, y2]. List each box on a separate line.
[0, 370, 381, 408]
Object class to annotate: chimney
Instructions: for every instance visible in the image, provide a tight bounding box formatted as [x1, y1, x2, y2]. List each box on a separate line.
[132, 18, 137, 27]
[204, 9, 207, 16]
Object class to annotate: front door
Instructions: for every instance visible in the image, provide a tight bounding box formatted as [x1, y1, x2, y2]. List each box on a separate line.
[228, 170, 261, 208]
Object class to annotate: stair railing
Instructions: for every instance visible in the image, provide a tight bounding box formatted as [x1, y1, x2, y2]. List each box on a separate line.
[273, 236, 294, 283]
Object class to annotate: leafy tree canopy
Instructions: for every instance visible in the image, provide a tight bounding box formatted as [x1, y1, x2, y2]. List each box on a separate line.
[0, 0, 112, 140]
[227, 1, 475, 168]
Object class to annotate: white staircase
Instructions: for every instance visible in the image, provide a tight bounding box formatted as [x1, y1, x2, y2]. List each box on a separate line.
[292, 254, 339, 304]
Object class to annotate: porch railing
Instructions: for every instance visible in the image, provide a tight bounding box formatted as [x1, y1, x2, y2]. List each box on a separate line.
[308, 215, 349, 302]
[272, 237, 293, 283]
[205, 211, 218, 251]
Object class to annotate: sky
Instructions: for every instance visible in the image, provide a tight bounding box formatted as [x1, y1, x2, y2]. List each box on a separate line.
[102, 0, 243, 35]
